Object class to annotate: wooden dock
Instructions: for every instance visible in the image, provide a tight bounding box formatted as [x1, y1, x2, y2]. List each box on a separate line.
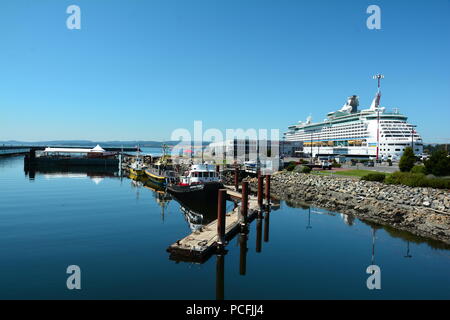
[167, 185, 263, 263]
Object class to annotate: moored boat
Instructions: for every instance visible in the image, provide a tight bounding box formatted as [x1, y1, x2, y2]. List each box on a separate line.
[129, 146, 146, 176]
[144, 145, 178, 186]
[167, 164, 222, 202]
[129, 156, 145, 176]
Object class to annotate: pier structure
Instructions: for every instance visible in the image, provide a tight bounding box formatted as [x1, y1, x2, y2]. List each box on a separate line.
[167, 176, 273, 263]
[0, 146, 31, 157]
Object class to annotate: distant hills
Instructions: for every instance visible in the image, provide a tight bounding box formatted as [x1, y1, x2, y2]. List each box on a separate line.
[0, 140, 210, 147]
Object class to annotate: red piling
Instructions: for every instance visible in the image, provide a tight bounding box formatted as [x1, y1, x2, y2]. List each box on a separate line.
[257, 175, 263, 208]
[241, 181, 249, 225]
[234, 165, 239, 191]
[217, 189, 227, 247]
[265, 174, 271, 205]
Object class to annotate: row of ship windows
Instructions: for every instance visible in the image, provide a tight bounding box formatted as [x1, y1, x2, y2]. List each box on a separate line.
[380, 121, 408, 124]
[295, 135, 369, 140]
[383, 135, 421, 138]
[381, 148, 421, 152]
[381, 131, 415, 134]
[318, 125, 365, 130]
[299, 130, 368, 135]
[380, 143, 423, 146]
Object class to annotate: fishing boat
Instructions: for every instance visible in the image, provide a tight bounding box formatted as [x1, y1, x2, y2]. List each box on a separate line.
[144, 144, 178, 186]
[129, 155, 145, 176]
[167, 163, 222, 202]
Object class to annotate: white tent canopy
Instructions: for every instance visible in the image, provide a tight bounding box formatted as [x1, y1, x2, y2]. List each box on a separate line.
[91, 144, 106, 152]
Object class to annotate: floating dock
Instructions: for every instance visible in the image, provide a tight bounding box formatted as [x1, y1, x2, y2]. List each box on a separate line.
[167, 175, 272, 263]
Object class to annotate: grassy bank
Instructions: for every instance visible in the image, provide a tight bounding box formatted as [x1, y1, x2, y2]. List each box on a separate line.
[312, 169, 389, 178]
[309, 169, 449, 189]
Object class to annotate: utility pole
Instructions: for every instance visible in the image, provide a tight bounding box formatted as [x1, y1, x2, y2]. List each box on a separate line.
[411, 125, 417, 155]
[373, 74, 384, 161]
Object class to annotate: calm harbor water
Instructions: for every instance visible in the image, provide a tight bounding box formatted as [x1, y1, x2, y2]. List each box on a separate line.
[1, 156, 450, 299]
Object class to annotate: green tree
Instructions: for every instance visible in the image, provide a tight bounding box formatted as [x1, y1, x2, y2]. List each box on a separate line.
[399, 147, 416, 172]
[424, 150, 450, 176]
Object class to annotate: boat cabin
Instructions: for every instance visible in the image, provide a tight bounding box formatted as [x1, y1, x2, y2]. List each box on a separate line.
[180, 164, 220, 185]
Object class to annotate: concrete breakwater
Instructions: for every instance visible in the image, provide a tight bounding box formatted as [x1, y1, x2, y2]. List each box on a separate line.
[239, 172, 450, 244]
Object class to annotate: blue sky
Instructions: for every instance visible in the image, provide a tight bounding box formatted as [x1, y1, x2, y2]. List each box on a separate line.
[1, 0, 449, 142]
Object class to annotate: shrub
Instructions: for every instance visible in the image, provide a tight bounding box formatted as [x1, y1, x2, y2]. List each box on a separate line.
[425, 178, 450, 189]
[299, 159, 309, 165]
[385, 172, 426, 187]
[424, 150, 450, 176]
[411, 165, 426, 174]
[385, 171, 450, 189]
[399, 147, 416, 172]
[286, 161, 297, 171]
[301, 166, 312, 174]
[332, 160, 342, 168]
[361, 173, 386, 182]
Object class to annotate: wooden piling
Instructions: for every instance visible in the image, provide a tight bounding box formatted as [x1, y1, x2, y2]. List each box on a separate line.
[264, 208, 270, 243]
[265, 174, 271, 205]
[241, 181, 249, 225]
[239, 233, 247, 276]
[257, 175, 263, 208]
[217, 189, 227, 248]
[216, 253, 225, 300]
[234, 165, 239, 191]
[29, 149, 36, 162]
[256, 217, 262, 253]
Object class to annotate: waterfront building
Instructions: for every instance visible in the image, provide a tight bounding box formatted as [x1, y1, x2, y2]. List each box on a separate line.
[204, 139, 302, 161]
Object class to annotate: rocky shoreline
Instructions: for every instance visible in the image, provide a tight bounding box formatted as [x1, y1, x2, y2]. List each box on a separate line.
[240, 171, 450, 244]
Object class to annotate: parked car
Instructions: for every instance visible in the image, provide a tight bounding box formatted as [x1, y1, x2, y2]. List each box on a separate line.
[365, 160, 375, 167]
[321, 160, 332, 170]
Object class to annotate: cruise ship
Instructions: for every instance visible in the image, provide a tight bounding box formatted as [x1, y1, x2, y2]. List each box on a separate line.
[284, 75, 423, 160]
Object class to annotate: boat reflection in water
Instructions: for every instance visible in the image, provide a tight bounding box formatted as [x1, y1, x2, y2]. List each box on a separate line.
[170, 190, 220, 232]
[143, 179, 172, 221]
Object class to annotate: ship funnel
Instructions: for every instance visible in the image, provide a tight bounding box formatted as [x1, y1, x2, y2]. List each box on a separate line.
[370, 91, 381, 110]
[339, 95, 359, 113]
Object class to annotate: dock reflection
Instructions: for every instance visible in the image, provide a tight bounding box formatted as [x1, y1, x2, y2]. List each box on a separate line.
[24, 161, 119, 181]
[256, 213, 262, 253]
[239, 231, 248, 275]
[215, 252, 225, 300]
